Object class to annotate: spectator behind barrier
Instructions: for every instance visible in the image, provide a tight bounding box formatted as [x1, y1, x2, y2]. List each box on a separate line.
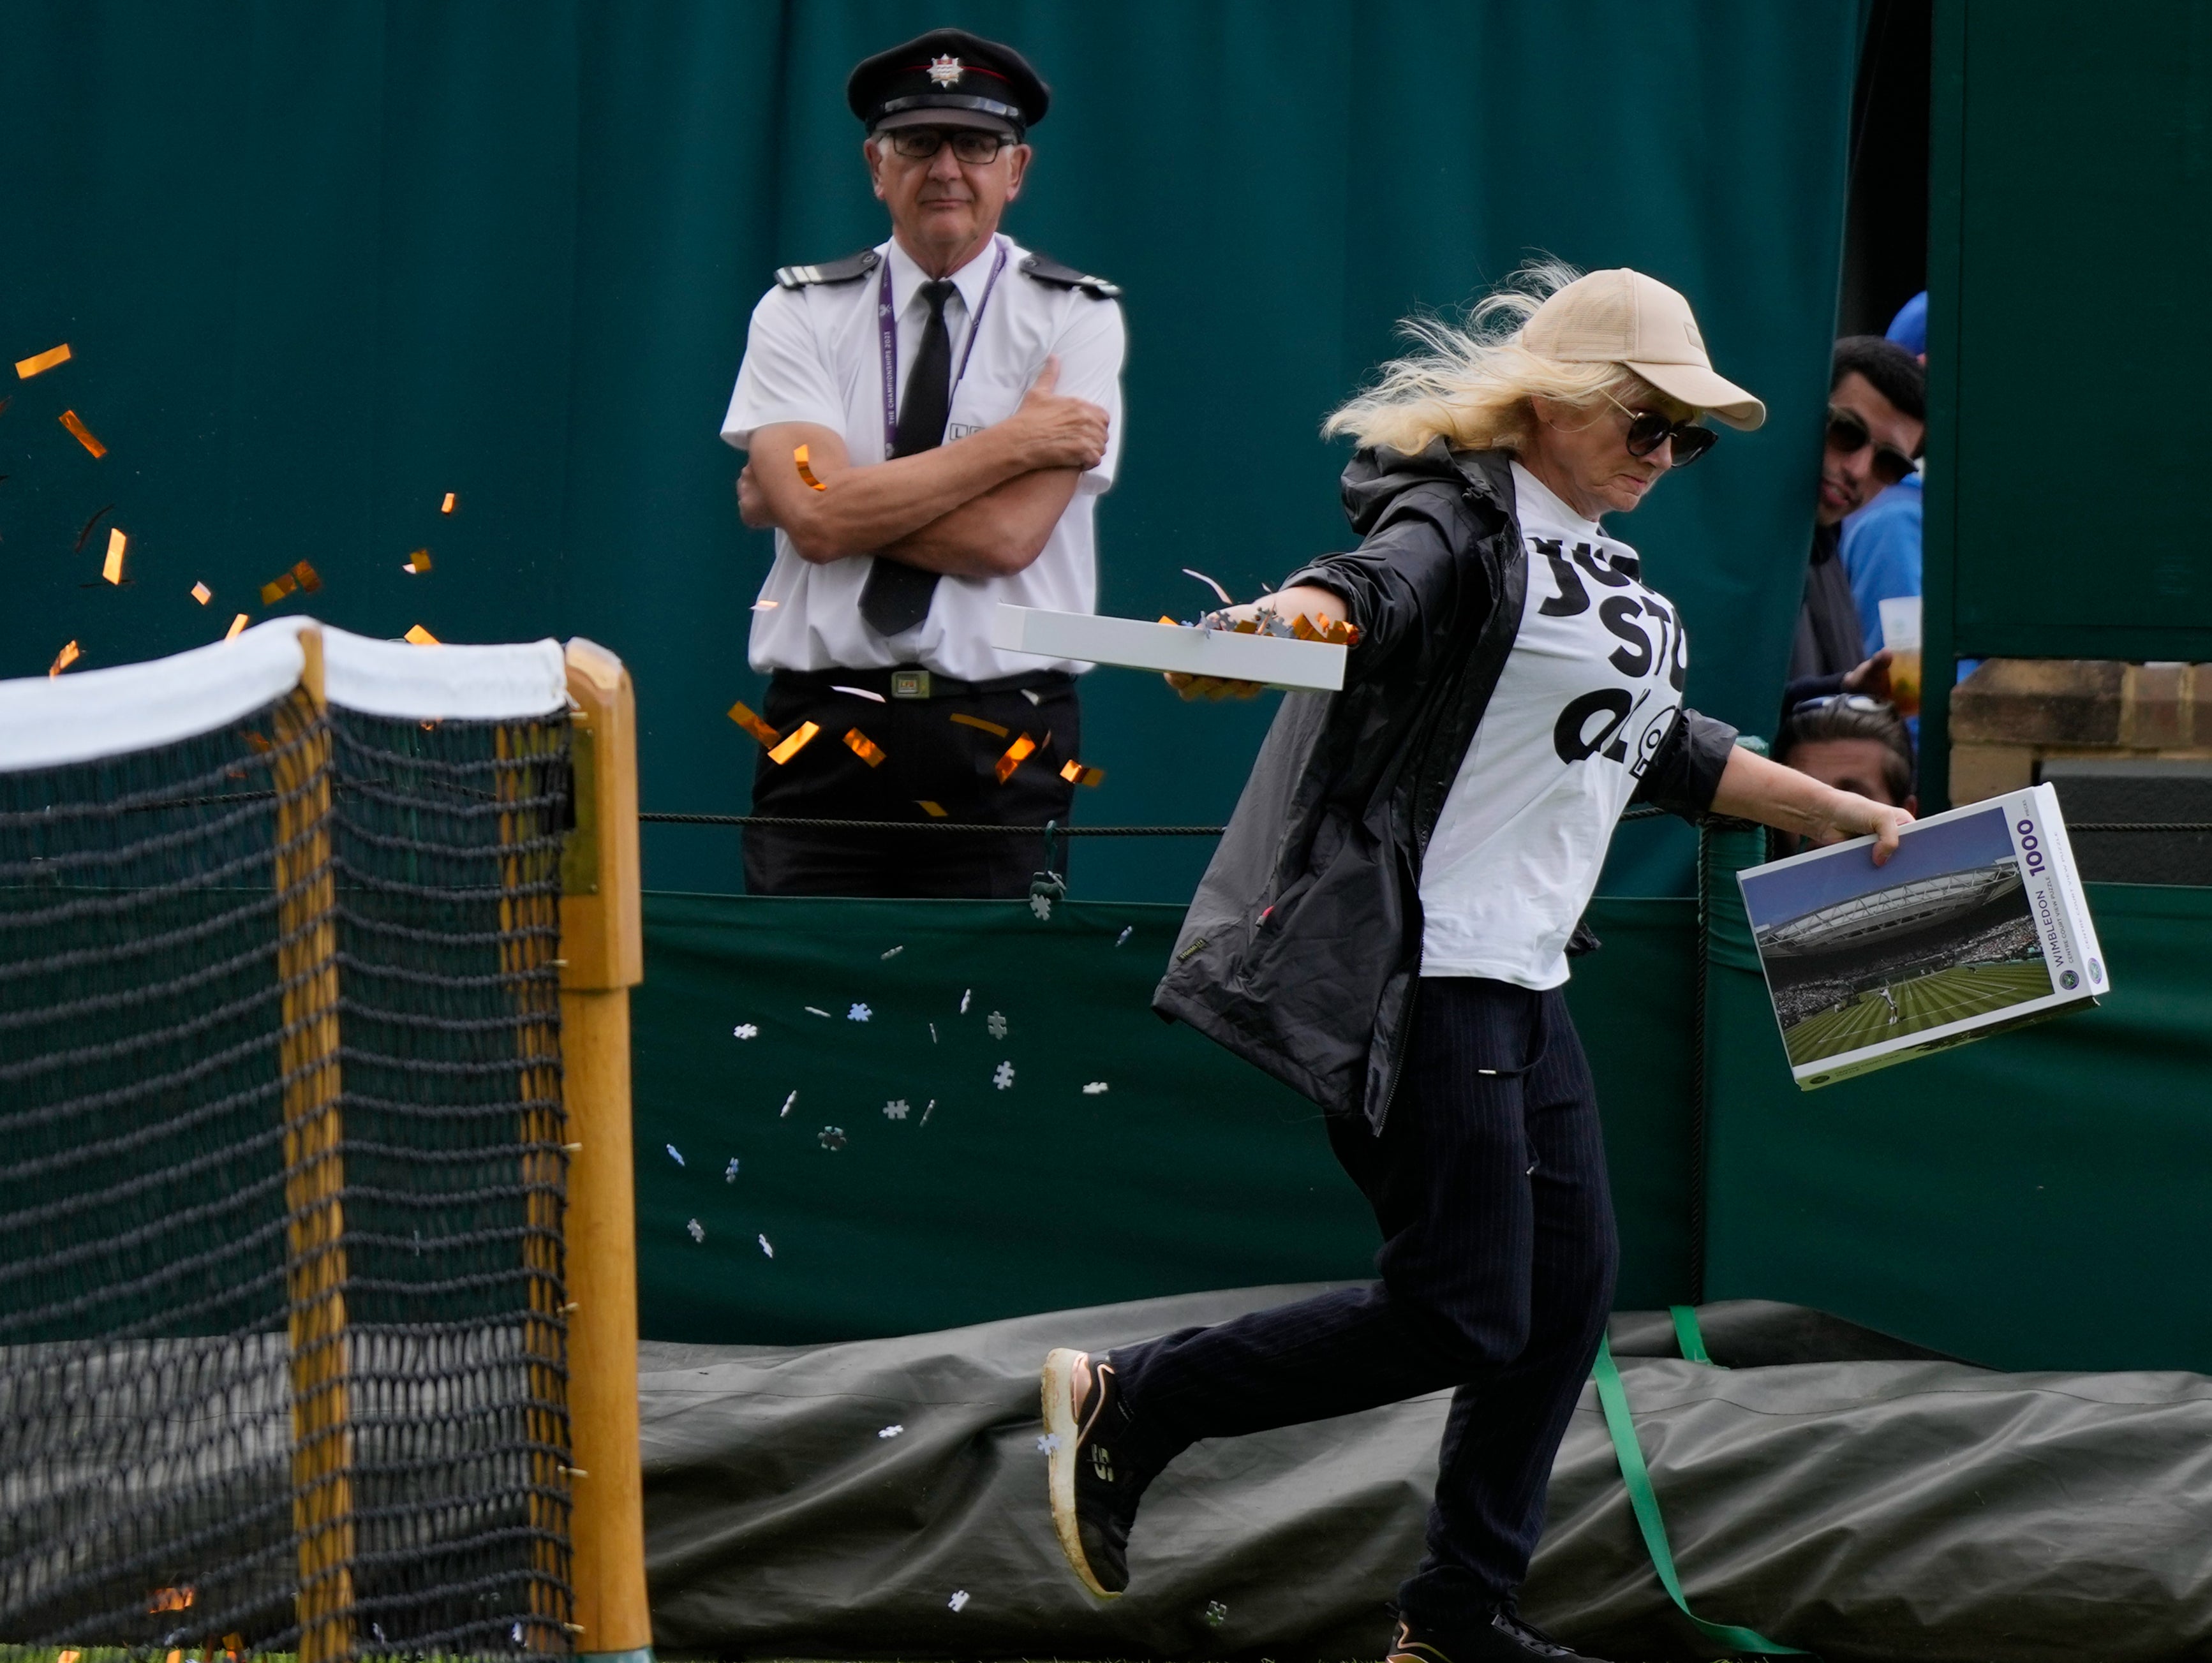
[1774, 693, 1917, 853]
[1842, 292, 1929, 656]
[1781, 336, 1926, 734]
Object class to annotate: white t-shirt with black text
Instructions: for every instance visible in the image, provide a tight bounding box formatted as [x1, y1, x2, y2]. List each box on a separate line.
[1416, 462, 1688, 988]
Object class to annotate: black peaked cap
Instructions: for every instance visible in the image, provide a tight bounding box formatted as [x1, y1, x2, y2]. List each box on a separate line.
[846, 27, 1050, 134]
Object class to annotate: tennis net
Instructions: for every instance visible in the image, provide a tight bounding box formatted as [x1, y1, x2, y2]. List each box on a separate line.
[0, 623, 581, 1660]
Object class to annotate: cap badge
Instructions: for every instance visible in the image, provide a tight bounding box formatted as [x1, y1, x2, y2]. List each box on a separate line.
[928, 55, 965, 86]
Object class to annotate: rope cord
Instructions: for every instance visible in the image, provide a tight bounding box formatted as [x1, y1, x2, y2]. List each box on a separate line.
[643, 803, 1675, 835]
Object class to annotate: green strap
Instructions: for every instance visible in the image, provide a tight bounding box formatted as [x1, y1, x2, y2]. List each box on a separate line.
[1669, 1304, 1719, 1365]
[1592, 1336, 1807, 1656]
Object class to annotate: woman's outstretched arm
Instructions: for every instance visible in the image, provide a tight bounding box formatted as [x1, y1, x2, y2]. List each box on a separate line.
[1711, 746, 1914, 862]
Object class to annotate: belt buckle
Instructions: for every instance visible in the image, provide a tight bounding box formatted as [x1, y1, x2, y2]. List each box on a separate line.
[891, 669, 931, 700]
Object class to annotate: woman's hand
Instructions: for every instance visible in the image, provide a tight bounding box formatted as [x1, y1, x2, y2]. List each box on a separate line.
[1710, 746, 1913, 864]
[1165, 669, 1266, 701]
[1804, 788, 1914, 860]
[1164, 584, 1353, 702]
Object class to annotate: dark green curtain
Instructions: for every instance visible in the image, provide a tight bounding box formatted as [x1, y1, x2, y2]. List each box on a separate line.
[631, 892, 1697, 1344]
[0, 1, 1861, 901]
[1922, 0, 2212, 802]
[1704, 880, 2212, 1373]
[638, 880, 2212, 1371]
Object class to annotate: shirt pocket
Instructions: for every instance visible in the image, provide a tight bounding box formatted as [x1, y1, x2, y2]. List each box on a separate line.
[945, 372, 1025, 443]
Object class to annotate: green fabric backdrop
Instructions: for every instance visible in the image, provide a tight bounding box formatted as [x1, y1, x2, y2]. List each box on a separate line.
[1922, 0, 2212, 802]
[636, 880, 2212, 1373]
[631, 893, 1698, 1344]
[1702, 878, 2212, 1373]
[0, 0, 1862, 900]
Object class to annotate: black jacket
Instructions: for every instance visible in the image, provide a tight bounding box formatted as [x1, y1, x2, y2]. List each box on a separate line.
[1152, 441, 1737, 1131]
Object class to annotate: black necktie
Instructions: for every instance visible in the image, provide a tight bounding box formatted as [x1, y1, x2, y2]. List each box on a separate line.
[859, 277, 958, 637]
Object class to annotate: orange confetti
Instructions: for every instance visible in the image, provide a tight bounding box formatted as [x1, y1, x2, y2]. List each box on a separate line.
[1060, 758, 1106, 787]
[403, 548, 433, 574]
[1159, 614, 1178, 625]
[766, 720, 819, 765]
[994, 732, 1037, 784]
[726, 700, 782, 748]
[101, 526, 128, 585]
[440, 491, 457, 514]
[48, 640, 80, 676]
[843, 727, 887, 767]
[225, 613, 248, 640]
[917, 800, 947, 818]
[794, 443, 827, 491]
[59, 409, 106, 457]
[191, 580, 212, 605]
[148, 1585, 195, 1613]
[405, 624, 440, 646]
[260, 572, 297, 606]
[244, 732, 273, 753]
[57, 1651, 81, 1663]
[949, 712, 1009, 738]
[15, 343, 70, 378]
[291, 559, 321, 593]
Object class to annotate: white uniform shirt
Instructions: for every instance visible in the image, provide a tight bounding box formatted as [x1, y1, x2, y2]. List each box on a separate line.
[721, 232, 1126, 680]
[1417, 462, 1688, 989]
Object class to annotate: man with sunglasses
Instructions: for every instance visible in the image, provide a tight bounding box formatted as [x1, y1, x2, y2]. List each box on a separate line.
[721, 27, 1125, 898]
[1781, 336, 1926, 732]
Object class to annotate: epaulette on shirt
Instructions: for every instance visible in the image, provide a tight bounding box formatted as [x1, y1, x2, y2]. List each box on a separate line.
[775, 250, 882, 289]
[1019, 254, 1122, 299]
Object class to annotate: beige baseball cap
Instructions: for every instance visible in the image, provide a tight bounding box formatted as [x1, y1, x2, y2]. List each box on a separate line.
[1522, 269, 1766, 431]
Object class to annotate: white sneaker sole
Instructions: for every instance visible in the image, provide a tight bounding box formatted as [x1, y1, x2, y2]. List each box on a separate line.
[1041, 1346, 1117, 1599]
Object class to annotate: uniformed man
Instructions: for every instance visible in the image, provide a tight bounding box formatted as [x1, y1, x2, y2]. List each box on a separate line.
[722, 26, 1126, 898]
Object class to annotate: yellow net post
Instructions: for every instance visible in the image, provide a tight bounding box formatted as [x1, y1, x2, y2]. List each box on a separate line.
[558, 638, 651, 1663]
[272, 627, 352, 1663]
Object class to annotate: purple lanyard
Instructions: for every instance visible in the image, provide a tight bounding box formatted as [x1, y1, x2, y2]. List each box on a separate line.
[877, 239, 1009, 458]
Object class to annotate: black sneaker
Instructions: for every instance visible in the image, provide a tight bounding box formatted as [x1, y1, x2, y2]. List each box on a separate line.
[1386, 1608, 1616, 1663]
[1041, 1347, 1145, 1597]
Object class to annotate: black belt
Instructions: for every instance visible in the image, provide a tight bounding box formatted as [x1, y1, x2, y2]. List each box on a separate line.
[771, 665, 1077, 702]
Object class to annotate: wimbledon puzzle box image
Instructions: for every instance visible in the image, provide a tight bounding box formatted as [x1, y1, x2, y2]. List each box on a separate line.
[1737, 782, 2108, 1088]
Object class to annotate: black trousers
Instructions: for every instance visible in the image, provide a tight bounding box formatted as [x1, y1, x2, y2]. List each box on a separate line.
[1108, 978, 1618, 1629]
[743, 671, 1080, 899]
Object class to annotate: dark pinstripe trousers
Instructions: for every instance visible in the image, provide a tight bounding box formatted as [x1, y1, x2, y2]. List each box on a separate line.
[1107, 977, 1619, 1628]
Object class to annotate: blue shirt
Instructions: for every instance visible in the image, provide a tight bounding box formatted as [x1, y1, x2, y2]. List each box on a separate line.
[1839, 473, 1922, 651]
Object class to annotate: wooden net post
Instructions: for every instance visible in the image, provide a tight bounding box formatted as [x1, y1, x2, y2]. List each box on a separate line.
[498, 711, 578, 1653]
[272, 626, 353, 1663]
[558, 639, 651, 1663]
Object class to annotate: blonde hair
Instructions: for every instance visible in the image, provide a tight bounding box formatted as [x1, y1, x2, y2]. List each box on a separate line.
[1323, 259, 1680, 456]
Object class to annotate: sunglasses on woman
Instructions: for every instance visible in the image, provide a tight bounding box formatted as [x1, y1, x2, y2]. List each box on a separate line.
[1603, 392, 1718, 466]
[1825, 406, 1918, 487]
[883, 126, 1017, 164]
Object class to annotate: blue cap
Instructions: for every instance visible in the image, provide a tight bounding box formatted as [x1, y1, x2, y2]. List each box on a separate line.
[1887, 291, 1928, 357]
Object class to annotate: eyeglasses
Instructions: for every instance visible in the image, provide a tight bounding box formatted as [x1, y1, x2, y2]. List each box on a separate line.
[883, 126, 1017, 164]
[1603, 392, 1718, 466]
[1825, 406, 1918, 487]
[1790, 693, 1897, 718]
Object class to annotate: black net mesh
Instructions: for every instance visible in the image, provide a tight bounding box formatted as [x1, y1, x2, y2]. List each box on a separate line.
[0, 683, 575, 1662]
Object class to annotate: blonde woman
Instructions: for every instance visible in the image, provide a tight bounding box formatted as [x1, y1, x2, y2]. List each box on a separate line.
[1040, 265, 1910, 1663]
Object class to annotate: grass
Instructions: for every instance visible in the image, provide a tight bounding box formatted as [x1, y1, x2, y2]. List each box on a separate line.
[1781, 961, 2052, 1067]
